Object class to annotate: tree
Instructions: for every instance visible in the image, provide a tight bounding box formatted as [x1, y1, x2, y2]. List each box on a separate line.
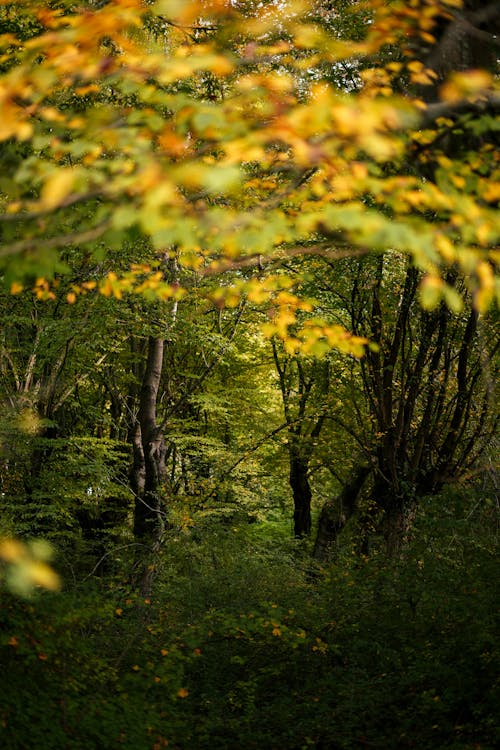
[1, 1, 497, 312]
[311, 0, 500, 556]
[1, 0, 498, 562]
[272, 341, 329, 537]
[313, 255, 498, 558]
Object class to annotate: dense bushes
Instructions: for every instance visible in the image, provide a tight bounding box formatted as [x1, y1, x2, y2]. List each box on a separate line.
[1, 489, 499, 749]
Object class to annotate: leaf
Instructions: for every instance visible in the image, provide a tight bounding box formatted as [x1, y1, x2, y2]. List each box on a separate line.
[0, 538, 60, 595]
[24, 560, 60, 591]
[40, 170, 76, 210]
[419, 276, 442, 309]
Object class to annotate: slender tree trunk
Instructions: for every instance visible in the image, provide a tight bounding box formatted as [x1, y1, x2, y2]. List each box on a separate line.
[129, 421, 145, 501]
[132, 336, 166, 595]
[289, 451, 313, 537]
[271, 341, 327, 538]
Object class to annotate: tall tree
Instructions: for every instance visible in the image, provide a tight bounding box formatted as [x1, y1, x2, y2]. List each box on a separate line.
[272, 342, 329, 537]
[313, 255, 498, 558]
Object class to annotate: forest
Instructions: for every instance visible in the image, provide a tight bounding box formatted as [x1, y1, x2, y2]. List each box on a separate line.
[0, 1, 499, 748]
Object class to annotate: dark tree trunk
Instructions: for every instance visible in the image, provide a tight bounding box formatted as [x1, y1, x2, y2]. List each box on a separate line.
[426, 1, 500, 81]
[271, 341, 328, 539]
[374, 480, 414, 557]
[289, 452, 313, 537]
[313, 464, 371, 562]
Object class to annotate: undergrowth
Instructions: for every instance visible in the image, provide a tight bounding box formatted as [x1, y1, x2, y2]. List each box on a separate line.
[1, 488, 499, 749]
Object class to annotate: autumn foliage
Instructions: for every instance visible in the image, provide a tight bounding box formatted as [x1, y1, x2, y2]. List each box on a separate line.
[0, 3, 499, 748]
[0, 0, 498, 353]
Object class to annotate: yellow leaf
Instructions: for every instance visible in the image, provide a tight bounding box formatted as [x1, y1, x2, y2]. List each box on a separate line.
[440, 70, 493, 103]
[40, 170, 76, 210]
[0, 539, 25, 562]
[420, 276, 442, 309]
[475, 261, 494, 312]
[481, 182, 500, 203]
[25, 560, 60, 591]
[434, 233, 455, 263]
[177, 687, 189, 698]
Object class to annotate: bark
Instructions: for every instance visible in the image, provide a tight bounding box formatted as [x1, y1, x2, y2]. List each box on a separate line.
[272, 341, 327, 538]
[313, 464, 371, 562]
[129, 421, 145, 501]
[432, 2, 499, 73]
[373, 480, 415, 557]
[342, 254, 497, 554]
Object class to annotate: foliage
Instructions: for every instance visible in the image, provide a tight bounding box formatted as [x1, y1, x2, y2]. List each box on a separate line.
[0, 537, 60, 596]
[0, 0, 498, 352]
[1, 486, 499, 749]
[0, 2, 499, 747]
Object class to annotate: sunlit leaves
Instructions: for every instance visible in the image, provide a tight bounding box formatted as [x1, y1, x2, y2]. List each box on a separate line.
[440, 70, 495, 104]
[419, 275, 463, 313]
[0, 0, 498, 350]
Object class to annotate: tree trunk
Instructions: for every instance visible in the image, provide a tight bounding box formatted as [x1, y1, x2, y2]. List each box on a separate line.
[375, 485, 408, 557]
[313, 464, 371, 562]
[289, 452, 313, 537]
[132, 336, 166, 596]
[271, 341, 328, 538]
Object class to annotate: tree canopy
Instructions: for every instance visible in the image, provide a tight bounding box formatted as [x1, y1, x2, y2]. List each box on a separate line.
[1, 0, 498, 338]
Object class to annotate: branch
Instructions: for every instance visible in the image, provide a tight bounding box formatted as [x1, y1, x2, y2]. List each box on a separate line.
[0, 191, 102, 224]
[201, 243, 370, 277]
[0, 221, 110, 259]
[156, 16, 218, 33]
[419, 93, 500, 127]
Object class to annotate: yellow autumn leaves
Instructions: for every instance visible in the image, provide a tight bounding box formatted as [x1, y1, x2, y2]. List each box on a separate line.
[1, 0, 498, 332]
[0, 538, 60, 596]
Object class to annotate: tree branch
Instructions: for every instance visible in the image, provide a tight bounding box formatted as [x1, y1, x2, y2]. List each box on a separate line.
[0, 221, 110, 259]
[201, 244, 370, 277]
[420, 93, 500, 127]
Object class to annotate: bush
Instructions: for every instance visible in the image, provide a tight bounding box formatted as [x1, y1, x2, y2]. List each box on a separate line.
[0, 488, 498, 749]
